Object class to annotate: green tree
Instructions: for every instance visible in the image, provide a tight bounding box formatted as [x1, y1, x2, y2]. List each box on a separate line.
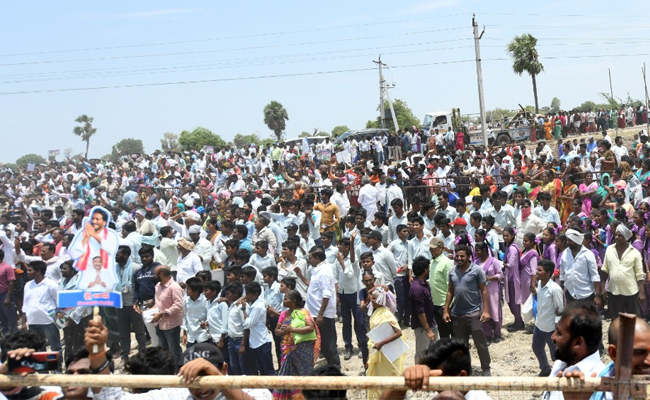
[575, 101, 597, 112]
[161, 132, 183, 153]
[73, 114, 97, 159]
[299, 131, 311, 138]
[232, 133, 267, 148]
[178, 127, 227, 151]
[112, 138, 144, 161]
[331, 125, 350, 138]
[550, 97, 561, 113]
[263, 101, 289, 142]
[16, 153, 47, 168]
[367, 99, 420, 132]
[506, 34, 544, 114]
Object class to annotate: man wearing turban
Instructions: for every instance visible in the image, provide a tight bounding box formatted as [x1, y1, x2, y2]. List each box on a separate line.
[601, 224, 645, 317]
[559, 228, 603, 306]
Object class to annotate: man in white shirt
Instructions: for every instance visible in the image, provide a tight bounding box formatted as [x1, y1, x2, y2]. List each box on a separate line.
[176, 237, 203, 288]
[22, 260, 62, 369]
[358, 176, 379, 223]
[305, 247, 340, 367]
[188, 225, 214, 271]
[544, 301, 605, 400]
[560, 229, 602, 305]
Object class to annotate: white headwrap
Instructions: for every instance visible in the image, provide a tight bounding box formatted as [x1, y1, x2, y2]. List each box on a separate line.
[367, 286, 397, 316]
[566, 229, 584, 245]
[616, 224, 633, 241]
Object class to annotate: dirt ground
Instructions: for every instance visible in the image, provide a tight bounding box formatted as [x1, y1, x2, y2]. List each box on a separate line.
[326, 306, 612, 400]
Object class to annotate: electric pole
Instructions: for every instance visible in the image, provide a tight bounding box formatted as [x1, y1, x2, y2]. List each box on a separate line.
[373, 56, 399, 132]
[641, 63, 650, 133]
[472, 14, 488, 148]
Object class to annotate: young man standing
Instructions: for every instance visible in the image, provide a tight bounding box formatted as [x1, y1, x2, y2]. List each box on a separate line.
[152, 266, 183, 369]
[533, 259, 565, 377]
[410, 256, 437, 364]
[443, 245, 492, 376]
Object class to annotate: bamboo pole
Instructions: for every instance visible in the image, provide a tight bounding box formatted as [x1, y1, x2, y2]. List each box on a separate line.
[0, 374, 608, 392]
[615, 313, 636, 400]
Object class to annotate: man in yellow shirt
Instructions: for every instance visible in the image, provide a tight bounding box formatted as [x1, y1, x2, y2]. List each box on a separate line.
[601, 224, 645, 317]
[314, 188, 340, 235]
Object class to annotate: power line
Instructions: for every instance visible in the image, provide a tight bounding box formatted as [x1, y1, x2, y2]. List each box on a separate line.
[0, 14, 468, 58]
[0, 59, 477, 96]
[0, 45, 475, 85]
[0, 38, 473, 81]
[0, 27, 467, 67]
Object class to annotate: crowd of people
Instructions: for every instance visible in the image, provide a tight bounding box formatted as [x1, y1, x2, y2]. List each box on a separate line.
[0, 117, 649, 399]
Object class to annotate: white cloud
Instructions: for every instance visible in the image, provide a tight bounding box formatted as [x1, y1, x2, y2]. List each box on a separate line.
[399, 0, 461, 15]
[117, 9, 200, 19]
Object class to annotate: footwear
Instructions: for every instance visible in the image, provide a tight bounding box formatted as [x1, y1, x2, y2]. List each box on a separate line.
[493, 335, 502, 343]
[506, 323, 525, 332]
[539, 368, 552, 377]
[481, 369, 491, 377]
[344, 349, 352, 361]
[358, 351, 363, 359]
[486, 337, 492, 346]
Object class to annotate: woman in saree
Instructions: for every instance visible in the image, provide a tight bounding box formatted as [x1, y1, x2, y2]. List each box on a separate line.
[559, 174, 579, 224]
[579, 173, 599, 216]
[611, 167, 627, 191]
[273, 290, 320, 400]
[475, 241, 503, 343]
[366, 287, 404, 400]
[538, 171, 558, 209]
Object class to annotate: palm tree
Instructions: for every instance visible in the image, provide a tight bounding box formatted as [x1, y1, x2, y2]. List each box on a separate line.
[263, 101, 289, 142]
[73, 115, 97, 158]
[506, 34, 544, 114]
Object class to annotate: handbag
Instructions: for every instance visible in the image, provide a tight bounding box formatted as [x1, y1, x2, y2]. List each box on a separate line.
[290, 310, 317, 344]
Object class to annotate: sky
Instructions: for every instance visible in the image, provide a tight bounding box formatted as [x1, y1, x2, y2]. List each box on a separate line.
[1, 1, 649, 162]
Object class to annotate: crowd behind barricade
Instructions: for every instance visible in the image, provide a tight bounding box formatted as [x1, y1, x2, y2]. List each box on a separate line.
[0, 116, 649, 399]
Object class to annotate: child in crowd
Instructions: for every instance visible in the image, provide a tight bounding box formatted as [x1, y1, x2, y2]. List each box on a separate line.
[299, 224, 316, 256]
[241, 281, 275, 376]
[181, 277, 209, 348]
[249, 240, 276, 271]
[203, 280, 229, 369]
[262, 266, 284, 367]
[225, 282, 246, 375]
[373, 212, 389, 247]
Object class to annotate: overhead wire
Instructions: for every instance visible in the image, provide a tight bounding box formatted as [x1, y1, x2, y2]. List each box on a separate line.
[0, 13, 469, 58]
[0, 27, 468, 67]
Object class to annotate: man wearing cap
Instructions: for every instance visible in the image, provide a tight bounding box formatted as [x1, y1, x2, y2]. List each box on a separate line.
[560, 228, 602, 306]
[601, 224, 645, 317]
[429, 236, 454, 339]
[86, 318, 272, 400]
[176, 237, 203, 287]
[189, 225, 213, 271]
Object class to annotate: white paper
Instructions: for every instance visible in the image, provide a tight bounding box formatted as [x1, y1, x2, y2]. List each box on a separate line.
[143, 307, 159, 323]
[367, 321, 409, 363]
[27, 163, 35, 172]
[335, 150, 351, 165]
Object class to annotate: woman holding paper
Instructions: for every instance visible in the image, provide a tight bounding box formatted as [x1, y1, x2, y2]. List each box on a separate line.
[366, 286, 404, 400]
[272, 290, 320, 400]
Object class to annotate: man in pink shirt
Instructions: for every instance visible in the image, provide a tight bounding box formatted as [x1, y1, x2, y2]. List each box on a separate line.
[0, 249, 16, 335]
[152, 265, 183, 369]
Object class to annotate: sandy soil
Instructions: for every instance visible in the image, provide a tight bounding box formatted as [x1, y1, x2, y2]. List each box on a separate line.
[325, 306, 612, 400]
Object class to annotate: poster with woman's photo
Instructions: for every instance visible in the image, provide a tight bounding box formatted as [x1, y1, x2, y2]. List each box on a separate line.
[58, 206, 122, 308]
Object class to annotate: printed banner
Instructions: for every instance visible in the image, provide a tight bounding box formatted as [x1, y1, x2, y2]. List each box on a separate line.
[58, 206, 122, 308]
[48, 149, 60, 157]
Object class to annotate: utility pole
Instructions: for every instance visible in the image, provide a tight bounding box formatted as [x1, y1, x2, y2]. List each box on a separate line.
[472, 15, 488, 148]
[609, 68, 618, 133]
[373, 56, 399, 132]
[643, 63, 650, 134]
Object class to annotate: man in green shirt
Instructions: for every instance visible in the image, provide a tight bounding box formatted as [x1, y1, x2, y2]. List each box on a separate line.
[271, 144, 283, 169]
[429, 237, 454, 339]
